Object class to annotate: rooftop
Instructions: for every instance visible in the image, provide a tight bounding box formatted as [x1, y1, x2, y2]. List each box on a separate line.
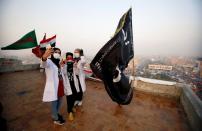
[0, 70, 191, 131]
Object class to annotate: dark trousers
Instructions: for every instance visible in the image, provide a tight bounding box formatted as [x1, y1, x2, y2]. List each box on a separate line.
[66, 95, 75, 113]
[76, 75, 83, 101]
[66, 80, 77, 113]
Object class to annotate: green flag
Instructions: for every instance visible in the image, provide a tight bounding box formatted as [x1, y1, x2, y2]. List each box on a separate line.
[1, 30, 38, 50]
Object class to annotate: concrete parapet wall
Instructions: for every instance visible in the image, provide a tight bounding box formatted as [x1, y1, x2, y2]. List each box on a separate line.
[134, 80, 181, 99]
[0, 58, 40, 73]
[0, 64, 40, 73]
[180, 84, 202, 131]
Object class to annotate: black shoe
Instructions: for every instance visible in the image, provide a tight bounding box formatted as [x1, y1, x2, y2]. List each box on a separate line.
[53, 115, 65, 125]
[53, 119, 65, 125]
[58, 114, 65, 122]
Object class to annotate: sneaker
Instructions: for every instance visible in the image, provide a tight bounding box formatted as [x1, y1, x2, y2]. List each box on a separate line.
[54, 118, 65, 125]
[77, 101, 82, 106]
[68, 112, 74, 121]
[58, 114, 65, 122]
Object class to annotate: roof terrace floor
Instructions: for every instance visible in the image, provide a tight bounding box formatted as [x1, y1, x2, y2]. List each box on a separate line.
[0, 70, 191, 131]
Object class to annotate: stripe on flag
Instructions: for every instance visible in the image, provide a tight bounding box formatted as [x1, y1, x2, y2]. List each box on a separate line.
[40, 35, 56, 48]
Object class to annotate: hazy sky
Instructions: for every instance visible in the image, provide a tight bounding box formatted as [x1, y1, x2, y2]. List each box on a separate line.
[0, 0, 201, 58]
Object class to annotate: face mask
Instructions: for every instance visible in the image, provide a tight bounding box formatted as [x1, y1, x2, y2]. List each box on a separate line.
[53, 53, 61, 59]
[66, 56, 73, 62]
[74, 53, 80, 58]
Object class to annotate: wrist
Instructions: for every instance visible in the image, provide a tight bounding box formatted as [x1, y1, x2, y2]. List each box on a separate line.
[42, 56, 47, 61]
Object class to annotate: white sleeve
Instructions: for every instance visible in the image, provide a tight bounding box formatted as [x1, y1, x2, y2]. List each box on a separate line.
[80, 56, 86, 64]
[40, 59, 50, 68]
[61, 65, 67, 75]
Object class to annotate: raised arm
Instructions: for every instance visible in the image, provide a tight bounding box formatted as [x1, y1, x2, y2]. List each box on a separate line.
[40, 48, 53, 68]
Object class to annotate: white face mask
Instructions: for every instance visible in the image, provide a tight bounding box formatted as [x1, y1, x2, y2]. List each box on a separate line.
[53, 53, 61, 59]
[74, 53, 80, 58]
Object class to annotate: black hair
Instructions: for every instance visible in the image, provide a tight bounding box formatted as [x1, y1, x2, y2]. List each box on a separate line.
[74, 48, 84, 56]
[66, 52, 73, 57]
[53, 47, 61, 54]
[80, 49, 84, 56]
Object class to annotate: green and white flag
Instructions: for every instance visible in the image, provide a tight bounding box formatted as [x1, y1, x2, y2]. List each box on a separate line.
[1, 30, 38, 50]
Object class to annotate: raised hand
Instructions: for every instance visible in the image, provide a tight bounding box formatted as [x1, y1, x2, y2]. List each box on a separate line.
[42, 48, 53, 61]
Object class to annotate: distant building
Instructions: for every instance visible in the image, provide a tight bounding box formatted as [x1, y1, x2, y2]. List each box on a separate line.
[182, 64, 194, 68]
[148, 64, 172, 71]
[198, 58, 202, 78]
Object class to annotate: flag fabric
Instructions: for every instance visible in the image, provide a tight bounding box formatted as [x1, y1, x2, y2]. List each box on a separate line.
[32, 34, 56, 58]
[41, 33, 46, 42]
[32, 45, 42, 58]
[32, 33, 46, 58]
[90, 8, 134, 105]
[1, 30, 38, 50]
[39, 35, 56, 48]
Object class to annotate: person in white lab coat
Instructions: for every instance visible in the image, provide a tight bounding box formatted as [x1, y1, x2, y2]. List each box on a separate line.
[61, 52, 80, 121]
[73, 49, 86, 106]
[41, 47, 65, 125]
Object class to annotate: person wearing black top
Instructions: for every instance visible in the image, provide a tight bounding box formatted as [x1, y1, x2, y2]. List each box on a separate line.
[62, 52, 78, 121]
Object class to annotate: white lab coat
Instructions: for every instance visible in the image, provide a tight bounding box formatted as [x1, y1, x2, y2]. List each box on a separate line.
[62, 56, 86, 96]
[61, 64, 80, 96]
[75, 56, 86, 92]
[41, 59, 63, 102]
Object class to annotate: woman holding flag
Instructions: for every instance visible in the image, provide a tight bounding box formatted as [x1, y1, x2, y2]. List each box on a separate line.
[41, 47, 65, 125]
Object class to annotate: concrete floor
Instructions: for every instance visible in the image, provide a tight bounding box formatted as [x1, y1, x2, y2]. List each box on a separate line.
[0, 70, 191, 131]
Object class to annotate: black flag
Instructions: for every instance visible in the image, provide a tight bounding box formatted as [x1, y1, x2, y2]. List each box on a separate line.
[90, 8, 134, 105]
